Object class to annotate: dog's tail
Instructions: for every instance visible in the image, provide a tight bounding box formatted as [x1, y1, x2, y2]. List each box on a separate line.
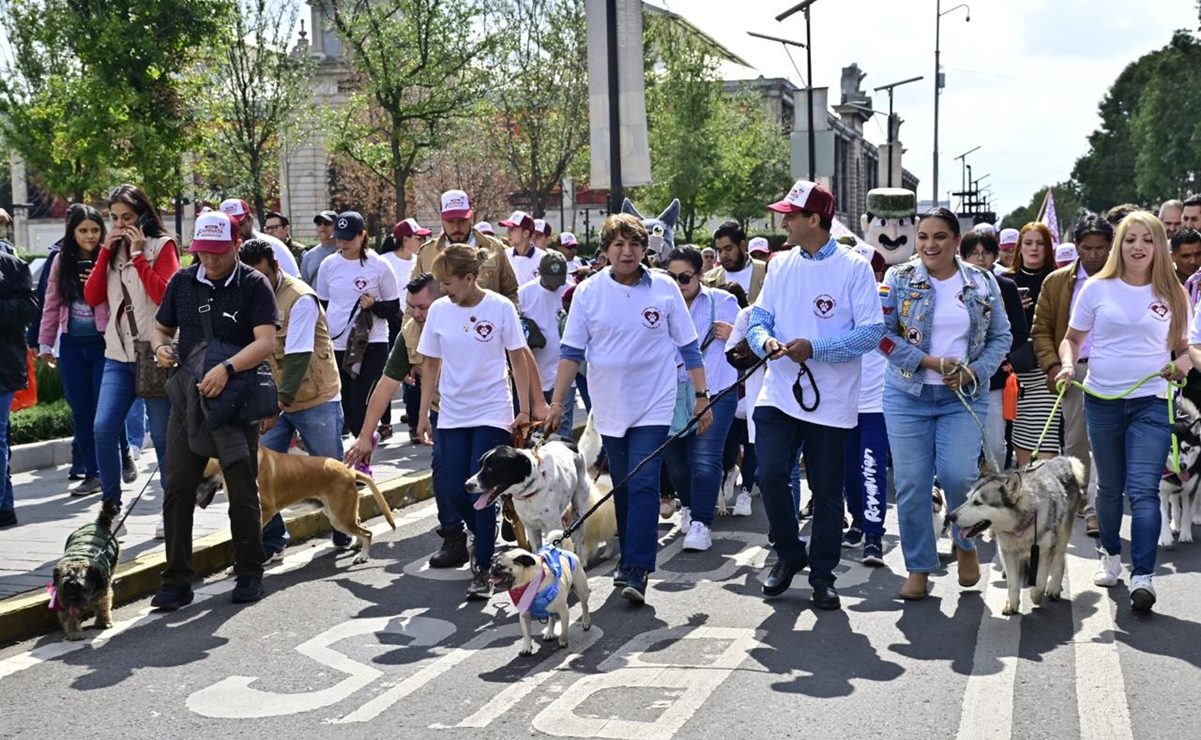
[98, 499, 121, 530]
[1066, 456, 1088, 491]
[353, 470, 397, 529]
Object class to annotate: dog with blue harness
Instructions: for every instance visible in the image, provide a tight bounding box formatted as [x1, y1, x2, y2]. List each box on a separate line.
[490, 537, 592, 656]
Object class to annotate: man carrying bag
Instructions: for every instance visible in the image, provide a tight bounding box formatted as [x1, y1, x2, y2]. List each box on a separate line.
[148, 211, 278, 610]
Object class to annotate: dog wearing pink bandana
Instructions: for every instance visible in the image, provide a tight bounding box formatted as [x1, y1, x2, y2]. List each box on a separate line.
[490, 539, 592, 656]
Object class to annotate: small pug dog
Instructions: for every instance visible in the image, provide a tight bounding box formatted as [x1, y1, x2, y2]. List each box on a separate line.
[52, 500, 121, 640]
[490, 537, 592, 657]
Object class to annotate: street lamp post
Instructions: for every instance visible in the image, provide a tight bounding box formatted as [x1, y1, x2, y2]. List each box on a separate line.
[605, 0, 622, 214]
[934, 1, 971, 207]
[954, 145, 980, 210]
[873, 75, 924, 188]
[777, 1, 819, 181]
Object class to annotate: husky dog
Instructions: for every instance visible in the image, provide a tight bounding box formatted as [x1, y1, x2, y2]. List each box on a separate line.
[1160, 397, 1201, 547]
[621, 198, 680, 266]
[950, 456, 1086, 615]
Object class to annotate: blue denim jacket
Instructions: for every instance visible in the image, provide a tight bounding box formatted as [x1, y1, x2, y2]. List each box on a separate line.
[879, 257, 1012, 397]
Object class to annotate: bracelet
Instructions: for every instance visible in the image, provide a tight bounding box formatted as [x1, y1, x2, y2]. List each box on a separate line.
[548, 401, 564, 409]
[154, 342, 172, 355]
[938, 357, 947, 375]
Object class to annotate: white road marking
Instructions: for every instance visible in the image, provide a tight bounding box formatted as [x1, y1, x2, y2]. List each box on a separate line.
[954, 554, 1021, 740]
[1066, 548, 1134, 740]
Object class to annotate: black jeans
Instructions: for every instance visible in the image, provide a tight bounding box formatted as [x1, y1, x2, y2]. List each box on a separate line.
[335, 342, 390, 438]
[161, 407, 264, 585]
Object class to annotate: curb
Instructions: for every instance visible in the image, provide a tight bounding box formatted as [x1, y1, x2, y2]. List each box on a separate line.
[0, 469, 434, 647]
[10, 436, 74, 475]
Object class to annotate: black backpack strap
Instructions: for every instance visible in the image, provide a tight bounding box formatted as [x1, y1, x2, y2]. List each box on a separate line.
[197, 281, 215, 344]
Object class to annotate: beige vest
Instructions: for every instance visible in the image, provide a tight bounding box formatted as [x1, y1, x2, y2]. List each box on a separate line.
[271, 273, 341, 412]
[103, 235, 173, 363]
[702, 258, 767, 304]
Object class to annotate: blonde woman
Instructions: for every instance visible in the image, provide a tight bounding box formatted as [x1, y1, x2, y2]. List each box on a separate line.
[1058, 211, 1189, 612]
[1009, 222, 1060, 465]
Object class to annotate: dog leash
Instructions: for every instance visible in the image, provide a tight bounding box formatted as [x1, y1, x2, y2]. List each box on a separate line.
[91, 462, 161, 562]
[554, 354, 770, 547]
[945, 360, 1002, 473]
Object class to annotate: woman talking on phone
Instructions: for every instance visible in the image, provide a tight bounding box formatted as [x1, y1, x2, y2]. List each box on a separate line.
[84, 184, 179, 521]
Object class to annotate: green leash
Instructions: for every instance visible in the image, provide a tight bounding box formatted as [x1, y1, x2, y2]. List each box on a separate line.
[1031, 369, 1186, 472]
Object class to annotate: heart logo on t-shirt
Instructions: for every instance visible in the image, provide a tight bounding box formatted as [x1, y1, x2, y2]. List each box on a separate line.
[641, 307, 662, 329]
[1149, 301, 1169, 320]
[474, 321, 495, 341]
[353, 277, 368, 291]
[813, 294, 836, 318]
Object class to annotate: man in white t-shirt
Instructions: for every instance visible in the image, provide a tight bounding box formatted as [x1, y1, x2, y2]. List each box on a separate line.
[518, 252, 575, 435]
[219, 198, 299, 278]
[745, 179, 885, 610]
[704, 220, 767, 303]
[501, 210, 546, 286]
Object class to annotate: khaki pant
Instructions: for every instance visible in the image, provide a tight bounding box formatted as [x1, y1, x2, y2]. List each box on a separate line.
[1062, 360, 1098, 516]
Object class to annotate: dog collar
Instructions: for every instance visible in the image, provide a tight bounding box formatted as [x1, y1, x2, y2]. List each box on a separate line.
[1006, 511, 1036, 538]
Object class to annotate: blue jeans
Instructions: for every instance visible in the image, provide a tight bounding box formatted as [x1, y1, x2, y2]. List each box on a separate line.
[844, 412, 890, 538]
[403, 376, 422, 433]
[94, 359, 169, 505]
[433, 425, 512, 568]
[261, 400, 346, 553]
[601, 425, 669, 572]
[576, 372, 592, 412]
[754, 406, 847, 585]
[58, 333, 106, 477]
[664, 391, 737, 527]
[544, 387, 577, 438]
[884, 384, 987, 573]
[0, 391, 13, 512]
[1085, 395, 1170, 577]
[126, 397, 146, 449]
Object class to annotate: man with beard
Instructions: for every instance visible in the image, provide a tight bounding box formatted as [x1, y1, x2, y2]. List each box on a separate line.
[703, 220, 766, 303]
[1031, 213, 1114, 538]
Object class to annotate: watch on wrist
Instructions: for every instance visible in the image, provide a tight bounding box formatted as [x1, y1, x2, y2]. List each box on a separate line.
[695, 389, 710, 399]
[221, 359, 235, 377]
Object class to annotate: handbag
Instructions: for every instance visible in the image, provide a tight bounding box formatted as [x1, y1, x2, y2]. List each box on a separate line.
[11, 350, 37, 412]
[194, 282, 279, 427]
[1007, 339, 1038, 374]
[119, 283, 171, 398]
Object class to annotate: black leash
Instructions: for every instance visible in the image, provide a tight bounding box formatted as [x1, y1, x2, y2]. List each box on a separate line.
[792, 361, 820, 412]
[96, 462, 161, 558]
[555, 353, 771, 546]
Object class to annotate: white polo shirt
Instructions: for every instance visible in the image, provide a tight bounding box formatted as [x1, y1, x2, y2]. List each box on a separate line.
[562, 267, 698, 437]
[753, 245, 882, 429]
[507, 245, 547, 287]
[417, 290, 527, 430]
[518, 279, 568, 392]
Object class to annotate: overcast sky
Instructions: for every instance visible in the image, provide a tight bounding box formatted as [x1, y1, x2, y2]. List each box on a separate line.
[653, 0, 1197, 217]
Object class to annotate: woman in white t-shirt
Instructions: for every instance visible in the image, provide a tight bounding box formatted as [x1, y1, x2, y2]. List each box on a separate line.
[881, 208, 1012, 601]
[315, 211, 401, 445]
[1059, 211, 1189, 612]
[543, 214, 710, 604]
[417, 244, 531, 601]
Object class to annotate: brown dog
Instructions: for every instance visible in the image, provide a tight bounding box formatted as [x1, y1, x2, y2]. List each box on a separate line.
[52, 500, 121, 640]
[202, 448, 396, 564]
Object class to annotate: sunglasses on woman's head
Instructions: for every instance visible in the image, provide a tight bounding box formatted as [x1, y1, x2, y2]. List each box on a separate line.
[668, 271, 696, 285]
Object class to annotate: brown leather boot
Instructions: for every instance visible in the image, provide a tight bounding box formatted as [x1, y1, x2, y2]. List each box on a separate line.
[957, 546, 981, 587]
[900, 572, 929, 600]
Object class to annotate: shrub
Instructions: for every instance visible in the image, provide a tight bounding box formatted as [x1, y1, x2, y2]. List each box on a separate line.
[9, 399, 74, 445]
[36, 358, 65, 404]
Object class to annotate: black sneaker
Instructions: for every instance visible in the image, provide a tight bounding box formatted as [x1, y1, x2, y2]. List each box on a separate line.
[122, 452, 138, 484]
[613, 564, 629, 588]
[0, 509, 16, 528]
[862, 536, 885, 566]
[231, 576, 265, 604]
[466, 569, 492, 600]
[799, 498, 814, 520]
[151, 583, 194, 611]
[331, 530, 353, 549]
[621, 569, 647, 604]
[70, 476, 102, 496]
[378, 424, 393, 441]
[842, 526, 864, 548]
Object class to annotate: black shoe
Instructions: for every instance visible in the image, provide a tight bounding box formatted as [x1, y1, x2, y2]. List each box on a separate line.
[841, 526, 863, 548]
[231, 576, 265, 604]
[151, 583, 194, 611]
[811, 582, 841, 610]
[429, 527, 470, 568]
[621, 568, 647, 604]
[613, 564, 629, 588]
[68, 470, 86, 481]
[70, 476, 102, 496]
[862, 536, 885, 566]
[331, 530, 353, 549]
[378, 424, 393, 441]
[466, 568, 492, 601]
[0, 509, 16, 528]
[799, 498, 814, 520]
[762, 553, 809, 598]
[122, 453, 137, 484]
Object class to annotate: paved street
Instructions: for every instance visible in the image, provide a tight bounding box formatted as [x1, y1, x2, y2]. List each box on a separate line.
[2, 493, 1199, 739]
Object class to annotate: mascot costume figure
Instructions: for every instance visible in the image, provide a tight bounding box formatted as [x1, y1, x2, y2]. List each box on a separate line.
[860, 188, 917, 266]
[621, 198, 680, 266]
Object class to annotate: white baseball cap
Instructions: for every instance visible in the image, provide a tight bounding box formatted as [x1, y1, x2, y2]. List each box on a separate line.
[475, 221, 495, 235]
[1055, 242, 1078, 264]
[559, 231, 579, 247]
[188, 211, 236, 254]
[499, 210, 535, 232]
[440, 190, 472, 220]
[748, 236, 770, 255]
[767, 179, 836, 219]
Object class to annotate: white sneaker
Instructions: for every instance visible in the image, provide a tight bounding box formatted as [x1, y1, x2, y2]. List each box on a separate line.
[732, 491, 752, 517]
[683, 521, 712, 552]
[1093, 551, 1121, 587]
[680, 506, 692, 532]
[1130, 574, 1157, 611]
[155, 516, 166, 540]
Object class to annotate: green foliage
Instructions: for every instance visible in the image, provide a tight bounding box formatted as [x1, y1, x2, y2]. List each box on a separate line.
[9, 398, 73, 445]
[711, 93, 791, 227]
[35, 359, 64, 404]
[1000, 182, 1085, 237]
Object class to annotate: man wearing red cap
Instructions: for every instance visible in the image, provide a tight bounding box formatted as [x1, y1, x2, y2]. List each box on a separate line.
[532, 218, 552, 250]
[745, 179, 885, 611]
[500, 210, 546, 286]
[219, 198, 299, 278]
[414, 190, 519, 302]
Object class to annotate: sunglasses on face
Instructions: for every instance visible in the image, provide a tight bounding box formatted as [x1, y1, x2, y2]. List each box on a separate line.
[668, 271, 696, 285]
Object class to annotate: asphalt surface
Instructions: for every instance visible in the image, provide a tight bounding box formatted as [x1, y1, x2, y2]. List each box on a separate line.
[3, 495, 1200, 739]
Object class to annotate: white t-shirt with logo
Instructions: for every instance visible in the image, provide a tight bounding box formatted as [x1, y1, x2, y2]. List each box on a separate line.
[316, 250, 401, 350]
[1071, 278, 1174, 398]
[417, 290, 527, 430]
[518, 279, 568, 392]
[752, 246, 882, 429]
[507, 245, 547, 287]
[923, 273, 971, 384]
[381, 251, 415, 290]
[562, 267, 698, 437]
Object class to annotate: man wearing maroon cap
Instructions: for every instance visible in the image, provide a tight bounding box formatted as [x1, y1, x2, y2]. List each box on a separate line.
[414, 190, 519, 303]
[219, 198, 300, 278]
[500, 210, 546, 286]
[744, 179, 885, 611]
[532, 218, 552, 250]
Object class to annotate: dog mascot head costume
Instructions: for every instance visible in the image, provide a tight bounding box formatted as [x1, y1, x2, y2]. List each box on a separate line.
[621, 198, 680, 266]
[861, 188, 917, 265]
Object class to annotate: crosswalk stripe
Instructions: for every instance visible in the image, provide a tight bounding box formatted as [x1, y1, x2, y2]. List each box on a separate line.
[955, 555, 1021, 740]
[1066, 546, 1134, 740]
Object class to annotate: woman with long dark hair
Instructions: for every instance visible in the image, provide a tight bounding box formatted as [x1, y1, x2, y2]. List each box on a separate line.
[38, 206, 110, 494]
[1009, 222, 1060, 465]
[83, 184, 179, 527]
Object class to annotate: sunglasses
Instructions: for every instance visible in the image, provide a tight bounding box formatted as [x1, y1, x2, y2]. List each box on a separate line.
[668, 271, 696, 285]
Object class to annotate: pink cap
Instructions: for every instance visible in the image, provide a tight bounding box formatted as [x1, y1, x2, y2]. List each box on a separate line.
[392, 218, 432, 240]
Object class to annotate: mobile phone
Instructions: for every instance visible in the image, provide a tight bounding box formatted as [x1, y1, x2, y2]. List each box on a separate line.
[1017, 287, 1030, 297]
[136, 213, 156, 234]
[78, 259, 94, 271]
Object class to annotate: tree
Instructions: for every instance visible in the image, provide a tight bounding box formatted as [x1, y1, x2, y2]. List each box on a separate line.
[325, 0, 500, 220]
[418, 111, 518, 223]
[711, 92, 791, 227]
[196, 0, 313, 222]
[999, 182, 1084, 238]
[486, 0, 589, 217]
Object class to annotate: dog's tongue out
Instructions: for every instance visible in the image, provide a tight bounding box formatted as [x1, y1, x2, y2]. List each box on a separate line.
[473, 491, 496, 511]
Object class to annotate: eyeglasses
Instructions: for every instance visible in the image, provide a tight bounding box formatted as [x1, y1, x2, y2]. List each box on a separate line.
[668, 271, 696, 285]
[265, 223, 286, 231]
